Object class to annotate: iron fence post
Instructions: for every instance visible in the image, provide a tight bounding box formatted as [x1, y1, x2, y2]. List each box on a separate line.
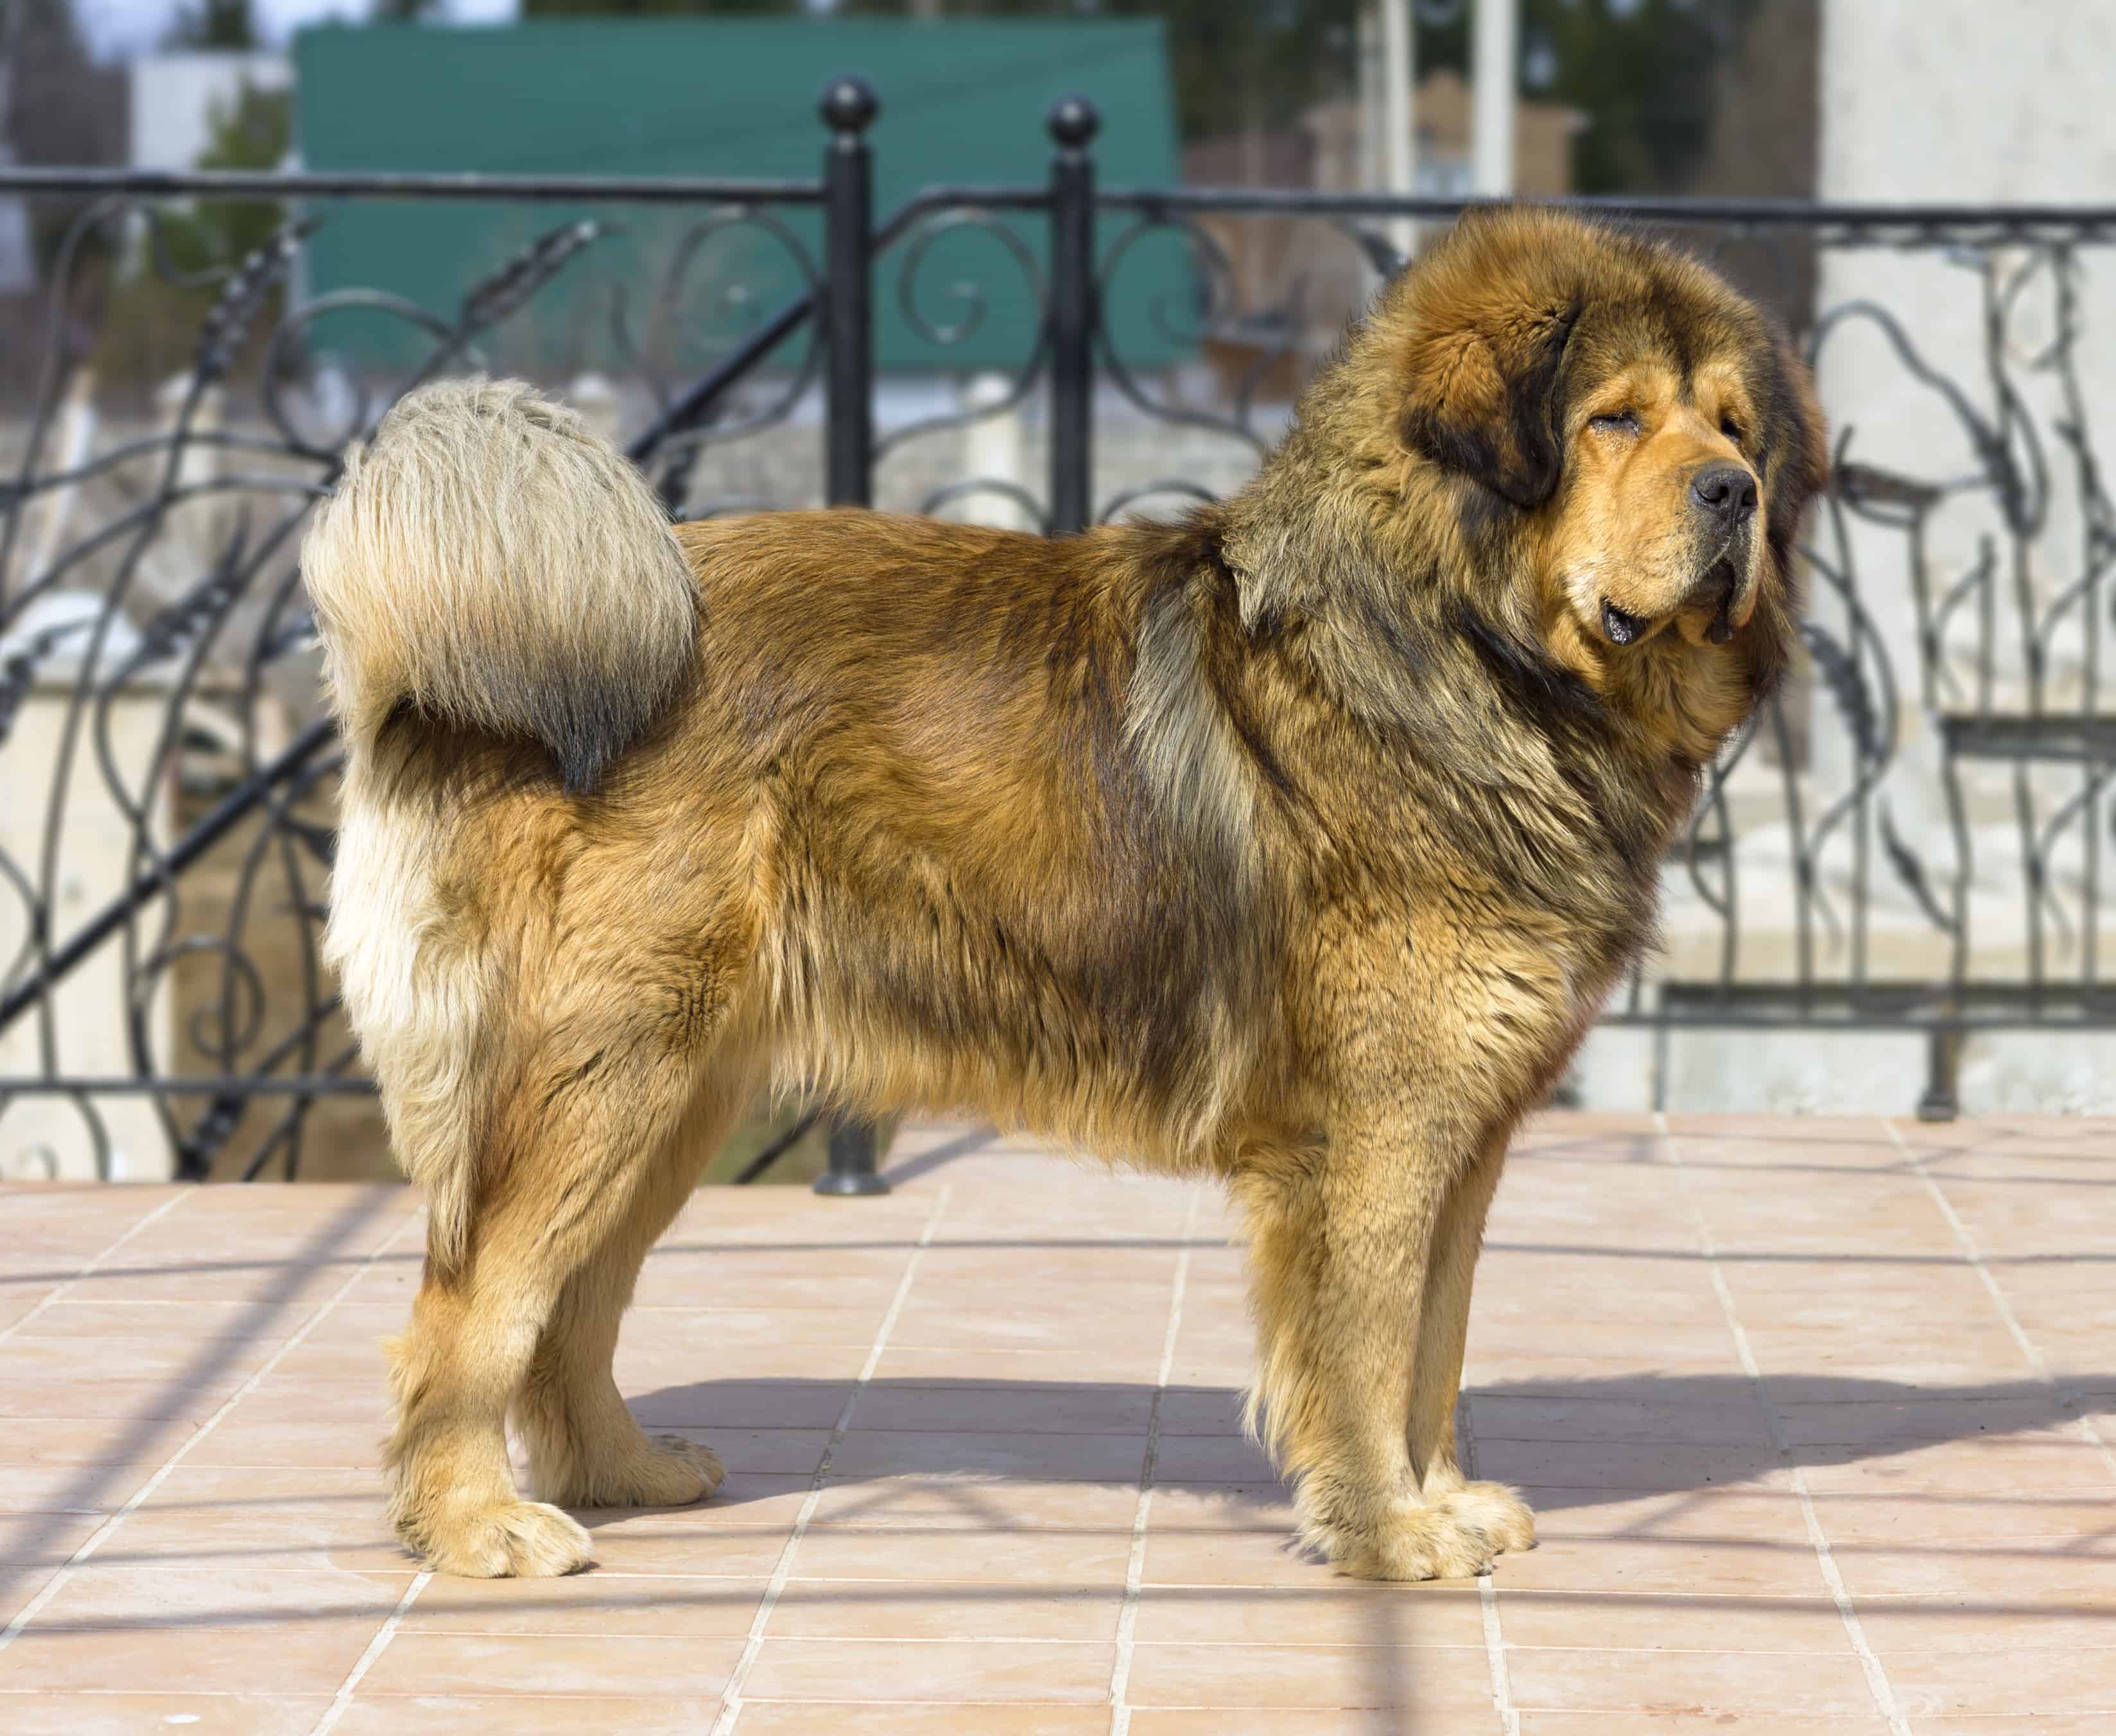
[815, 1116, 889, 1197]
[1047, 94, 1100, 535]
[820, 73, 877, 510]
[813, 73, 890, 1195]
[1917, 1023, 1963, 1122]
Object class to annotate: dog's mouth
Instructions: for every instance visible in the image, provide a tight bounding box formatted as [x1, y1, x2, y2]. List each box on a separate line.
[1703, 556, 1739, 645]
[1602, 559, 1743, 648]
[1688, 551, 1751, 645]
[1600, 598, 1649, 647]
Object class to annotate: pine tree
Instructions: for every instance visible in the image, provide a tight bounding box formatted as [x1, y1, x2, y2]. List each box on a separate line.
[168, 0, 259, 49]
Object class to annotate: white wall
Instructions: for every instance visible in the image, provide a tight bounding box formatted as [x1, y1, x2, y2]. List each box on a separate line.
[1820, 3, 2116, 202]
[1568, 3, 2116, 1115]
[1803, 0, 2116, 1059]
[1815, 0, 2116, 703]
[130, 51, 292, 175]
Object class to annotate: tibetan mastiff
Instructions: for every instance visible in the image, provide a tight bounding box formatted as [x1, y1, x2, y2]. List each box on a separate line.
[304, 207, 1825, 1581]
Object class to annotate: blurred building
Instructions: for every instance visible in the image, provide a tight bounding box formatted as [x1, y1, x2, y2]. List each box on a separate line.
[291, 19, 1190, 380]
[130, 51, 291, 175]
[0, 56, 30, 294]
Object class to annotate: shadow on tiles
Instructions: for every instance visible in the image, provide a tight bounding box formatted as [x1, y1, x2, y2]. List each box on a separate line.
[633, 1370, 2112, 1520]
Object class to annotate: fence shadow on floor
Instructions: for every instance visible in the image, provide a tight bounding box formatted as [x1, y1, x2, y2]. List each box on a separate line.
[629, 1371, 2114, 1519]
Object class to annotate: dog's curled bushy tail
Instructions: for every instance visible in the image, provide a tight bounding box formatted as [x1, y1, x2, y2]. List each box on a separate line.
[303, 376, 696, 791]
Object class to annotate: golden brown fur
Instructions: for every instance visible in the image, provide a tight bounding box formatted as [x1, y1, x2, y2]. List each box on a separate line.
[307, 209, 1826, 1581]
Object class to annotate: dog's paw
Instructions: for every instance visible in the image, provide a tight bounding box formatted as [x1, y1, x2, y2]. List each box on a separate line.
[412, 1499, 594, 1578]
[603, 1432, 727, 1507]
[1449, 1480, 1536, 1557]
[1312, 1485, 1536, 1582]
[537, 1432, 725, 1511]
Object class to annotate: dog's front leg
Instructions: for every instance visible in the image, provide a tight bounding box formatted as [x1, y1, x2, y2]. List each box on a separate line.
[1236, 1109, 1529, 1581]
[1406, 1126, 1536, 1548]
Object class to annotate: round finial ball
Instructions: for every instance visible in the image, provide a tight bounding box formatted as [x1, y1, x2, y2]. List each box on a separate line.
[1046, 94, 1101, 148]
[819, 74, 880, 135]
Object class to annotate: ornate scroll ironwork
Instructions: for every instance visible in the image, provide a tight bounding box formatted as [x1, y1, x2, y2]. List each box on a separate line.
[4, 129, 2112, 1175]
[0, 178, 828, 1179]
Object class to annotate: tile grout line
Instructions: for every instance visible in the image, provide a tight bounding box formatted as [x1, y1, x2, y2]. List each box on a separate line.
[1479, 1577, 1519, 1736]
[306, 1569, 433, 1736]
[0, 1188, 193, 1347]
[1882, 1116, 2116, 1486]
[709, 1182, 953, 1736]
[1462, 1402, 1521, 1736]
[1107, 1186, 1204, 1736]
[1654, 1113, 1913, 1736]
[0, 1199, 426, 1660]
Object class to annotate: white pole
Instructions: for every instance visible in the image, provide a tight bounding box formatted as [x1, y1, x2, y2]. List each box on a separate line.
[1472, 0, 1518, 199]
[958, 372, 1027, 530]
[1357, 5, 1382, 194]
[26, 369, 97, 584]
[1378, 0, 1417, 261]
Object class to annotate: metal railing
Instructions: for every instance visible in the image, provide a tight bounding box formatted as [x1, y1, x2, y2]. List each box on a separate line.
[2, 74, 2112, 1183]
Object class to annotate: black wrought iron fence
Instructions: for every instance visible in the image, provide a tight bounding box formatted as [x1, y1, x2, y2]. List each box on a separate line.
[3, 76, 2112, 1185]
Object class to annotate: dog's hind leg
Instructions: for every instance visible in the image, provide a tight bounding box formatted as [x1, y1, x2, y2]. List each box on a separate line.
[382, 1005, 727, 1577]
[512, 1062, 758, 1511]
[1405, 1127, 1534, 1551]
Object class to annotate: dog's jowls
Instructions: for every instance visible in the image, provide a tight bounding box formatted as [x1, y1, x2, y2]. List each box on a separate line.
[303, 207, 1826, 1581]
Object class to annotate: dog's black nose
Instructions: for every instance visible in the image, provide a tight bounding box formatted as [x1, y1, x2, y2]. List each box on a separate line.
[1691, 464, 1758, 524]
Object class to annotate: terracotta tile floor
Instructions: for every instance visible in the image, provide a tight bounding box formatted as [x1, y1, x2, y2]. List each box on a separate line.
[2, 1113, 2113, 1733]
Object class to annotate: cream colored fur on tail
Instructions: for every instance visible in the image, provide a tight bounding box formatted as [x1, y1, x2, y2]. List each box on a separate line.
[302, 376, 697, 791]
[305, 376, 697, 1269]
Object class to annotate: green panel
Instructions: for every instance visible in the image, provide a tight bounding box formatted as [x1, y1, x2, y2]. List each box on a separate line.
[291, 20, 1191, 376]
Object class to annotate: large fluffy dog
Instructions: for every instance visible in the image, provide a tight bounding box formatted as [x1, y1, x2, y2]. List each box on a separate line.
[304, 209, 1825, 1581]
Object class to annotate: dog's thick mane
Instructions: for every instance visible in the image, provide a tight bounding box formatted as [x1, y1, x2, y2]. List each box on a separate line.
[1157, 503, 1668, 982]
[1189, 209, 1821, 939]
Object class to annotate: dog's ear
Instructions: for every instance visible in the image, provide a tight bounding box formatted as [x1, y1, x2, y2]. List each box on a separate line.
[1400, 295, 1583, 510]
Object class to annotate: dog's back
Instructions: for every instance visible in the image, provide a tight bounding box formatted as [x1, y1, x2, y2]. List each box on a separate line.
[668, 508, 1274, 1154]
[303, 386, 1277, 1286]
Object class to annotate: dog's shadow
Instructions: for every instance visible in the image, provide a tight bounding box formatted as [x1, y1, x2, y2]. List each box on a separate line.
[623, 1369, 2108, 1522]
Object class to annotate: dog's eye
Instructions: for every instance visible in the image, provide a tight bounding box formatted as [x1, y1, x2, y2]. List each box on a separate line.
[1721, 415, 1746, 446]
[1588, 410, 1640, 436]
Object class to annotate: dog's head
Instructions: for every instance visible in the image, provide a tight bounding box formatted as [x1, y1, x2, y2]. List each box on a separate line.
[1263, 207, 1828, 758]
